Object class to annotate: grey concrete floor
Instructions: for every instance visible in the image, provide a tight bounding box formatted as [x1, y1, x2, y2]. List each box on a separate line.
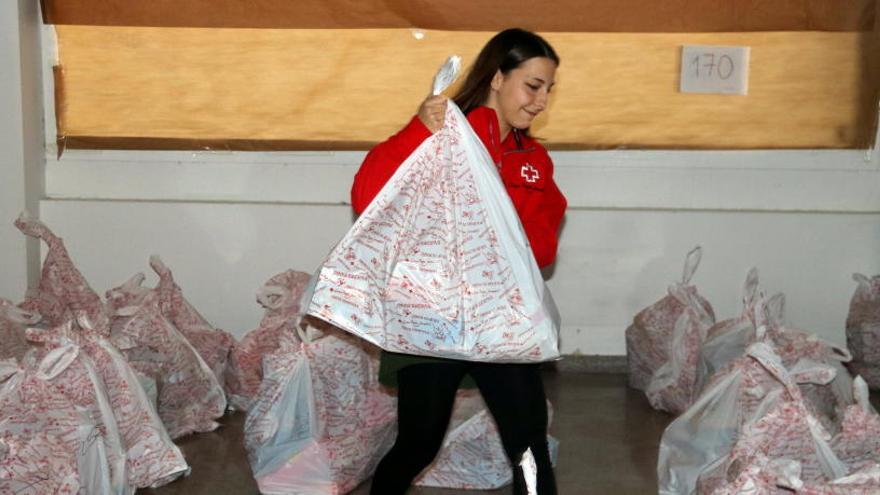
[136, 373, 880, 495]
[138, 372, 672, 495]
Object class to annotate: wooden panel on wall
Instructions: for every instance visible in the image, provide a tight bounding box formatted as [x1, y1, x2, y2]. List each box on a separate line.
[54, 27, 880, 150]
[41, 0, 876, 32]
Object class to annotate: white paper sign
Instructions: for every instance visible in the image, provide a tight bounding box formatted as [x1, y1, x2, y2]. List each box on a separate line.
[680, 45, 750, 95]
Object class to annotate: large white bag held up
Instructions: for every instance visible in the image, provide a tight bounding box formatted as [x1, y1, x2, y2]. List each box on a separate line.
[308, 57, 560, 362]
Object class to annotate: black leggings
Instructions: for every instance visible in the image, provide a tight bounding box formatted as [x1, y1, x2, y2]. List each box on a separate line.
[370, 361, 557, 495]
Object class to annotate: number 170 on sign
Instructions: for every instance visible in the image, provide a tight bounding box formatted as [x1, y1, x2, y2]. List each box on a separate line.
[680, 45, 750, 95]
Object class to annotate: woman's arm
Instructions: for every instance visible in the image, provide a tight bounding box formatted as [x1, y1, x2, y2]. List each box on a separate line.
[351, 96, 446, 214]
[515, 147, 567, 268]
[521, 177, 567, 268]
[350, 116, 432, 214]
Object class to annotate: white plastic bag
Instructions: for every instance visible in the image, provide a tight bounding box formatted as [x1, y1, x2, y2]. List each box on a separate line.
[416, 391, 559, 490]
[308, 57, 560, 362]
[23, 335, 133, 495]
[244, 325, 396, 495]
[149, 255, 237, 386]
[846, 273, 880, 389]
[0, 298, 37, 361]
[645, 283, 715, 414]
[0, 358, 85, 494]
[226, 269, 311, 411]
[626, 247, 715, 392]
[658, 340, 841, 495]
[693, 267, 762, 394]
[108, 291, 227, 439]
[762, 294, 854, 432]
[73, 312, 190, 489]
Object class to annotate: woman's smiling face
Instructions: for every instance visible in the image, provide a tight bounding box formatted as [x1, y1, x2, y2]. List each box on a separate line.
[486, 56, 557, 138]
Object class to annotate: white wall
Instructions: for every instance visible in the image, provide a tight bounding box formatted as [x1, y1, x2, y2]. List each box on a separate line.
[1, 0, 44, 300]
[40, 147, 880, 354]
[12, 14, 880, 355]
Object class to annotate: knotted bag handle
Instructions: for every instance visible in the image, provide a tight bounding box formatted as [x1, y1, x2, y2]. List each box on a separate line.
[681, 246, 703, 285]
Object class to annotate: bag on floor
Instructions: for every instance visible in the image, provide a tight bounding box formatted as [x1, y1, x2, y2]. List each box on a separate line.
[0, 299, 38, 361]
[73, 312, 190, 489]
[696, 344, 848, 494]
[702, 349, 880, 494]
[0, 358, 91, 494]
[644, 283, 715, 414]
[846, 273, 880, 389]
[762, 293, 854, 432]
[20, 330, 133, 495]
[308, 57, 560, 362]
[658, 339, 839, 495]
[149, 256, 237, 386]
[244, 322, 396, 495]
[14, 212, 109, 330]
[415, 390, 560, 490]
[107, 291, 226, 439]
[709, 454, 880, 495]
[831, 377, 880, 477]
[693, 267, 762, 394]
[626, 247, 715, 392]
[226, 269, 311, 411]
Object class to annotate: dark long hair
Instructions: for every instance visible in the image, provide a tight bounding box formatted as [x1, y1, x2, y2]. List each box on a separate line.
[453, 28, 560, 116]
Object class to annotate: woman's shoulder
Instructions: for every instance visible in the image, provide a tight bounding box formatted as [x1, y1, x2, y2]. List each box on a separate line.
[464, 106, 498, 130]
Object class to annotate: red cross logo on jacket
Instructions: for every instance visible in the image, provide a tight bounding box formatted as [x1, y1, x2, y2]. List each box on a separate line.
[521, 163, 540, 183]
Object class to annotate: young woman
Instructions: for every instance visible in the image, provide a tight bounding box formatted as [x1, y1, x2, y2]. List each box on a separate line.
[351, 28, 567, 495]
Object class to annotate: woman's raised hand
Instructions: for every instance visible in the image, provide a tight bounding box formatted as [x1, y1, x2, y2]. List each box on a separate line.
[417, 95, 448, 133]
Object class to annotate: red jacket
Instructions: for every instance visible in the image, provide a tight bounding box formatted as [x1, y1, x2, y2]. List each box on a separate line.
[351, 106, 567, 268]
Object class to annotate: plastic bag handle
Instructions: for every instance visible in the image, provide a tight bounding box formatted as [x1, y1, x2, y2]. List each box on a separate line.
[852, 273, 871, 288]
[432, 55, 461, 96]
[257, 285, 289, 310]
[789, 358, 837, 386]
[667, 283, 713, 326]
[296, 319, 311, 343]
[25, 319, 73, 345]
[121, 272, 146, 291]
[35, 342, 79, 380]
[0, 359, 21, 384]
[769, 459, 805, 491]
[764, 292, 785, 329]
[1, 304, 42, 326]
[681, 246, 702, 285]
[853, 376, 872, 412]
[149, 254, 170, 277]
[742, 267, 760, 307]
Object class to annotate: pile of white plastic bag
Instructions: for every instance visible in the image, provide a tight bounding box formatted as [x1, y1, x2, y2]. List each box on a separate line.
[660, 339, 880, 494]
[242, 271, 560, 493]
[0, 212, 243, 492]
[628, 247, 880, 494]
